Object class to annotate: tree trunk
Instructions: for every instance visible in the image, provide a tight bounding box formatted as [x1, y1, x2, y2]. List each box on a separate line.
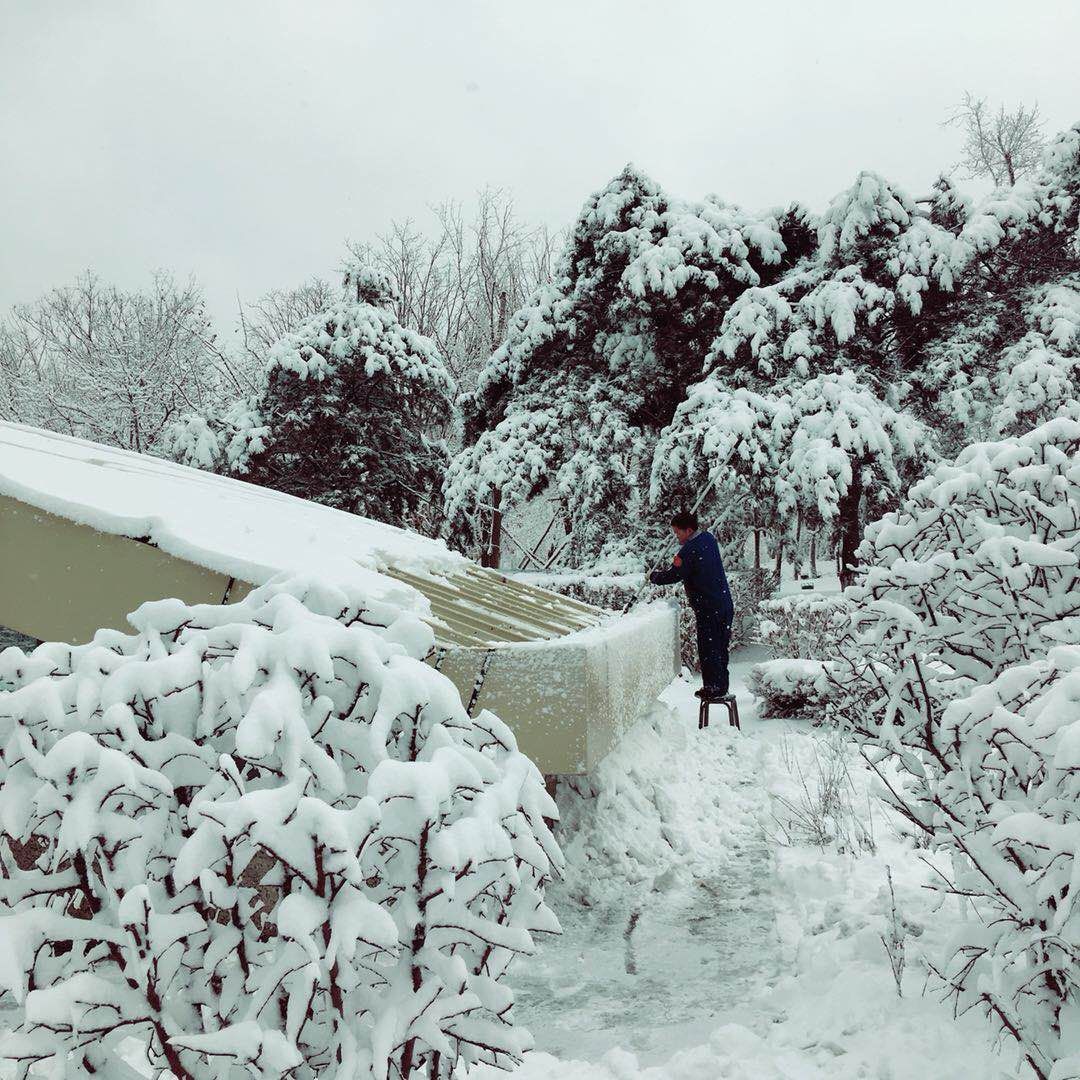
[527, 511, 559, 566]
[837, 469, 864, 589]
[495, 290, 509, 347]
[483, 489, 503, 569]
[793, 511, 803, 578]
[753, 527, 761, 571]
[773, 533, 783, 579]
[809, 530, 818, 578]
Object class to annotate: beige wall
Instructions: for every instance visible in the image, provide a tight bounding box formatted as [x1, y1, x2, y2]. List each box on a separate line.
[0, 495, 250, 643]
[436, 602, 678, 774]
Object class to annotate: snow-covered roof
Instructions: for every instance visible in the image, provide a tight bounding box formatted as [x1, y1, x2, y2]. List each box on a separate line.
[0, 422, 609, 648]
[0, 422, 674, 772]
[0, 421, 466, 602]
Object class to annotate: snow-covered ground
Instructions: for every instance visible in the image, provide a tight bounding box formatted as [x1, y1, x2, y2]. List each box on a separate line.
[476, 650, 1023, 1079]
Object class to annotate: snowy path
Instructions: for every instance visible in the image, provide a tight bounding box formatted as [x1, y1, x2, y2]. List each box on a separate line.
[482, 650, 1019, 1079]
[509, 659, 782, 1064]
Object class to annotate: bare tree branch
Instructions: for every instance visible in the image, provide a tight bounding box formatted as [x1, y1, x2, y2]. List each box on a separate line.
[943, 92, 1044, 186]
[0, 271, 247, 454]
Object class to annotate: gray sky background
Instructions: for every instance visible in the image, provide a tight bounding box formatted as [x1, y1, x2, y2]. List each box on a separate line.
[2, 0, 1078, 337]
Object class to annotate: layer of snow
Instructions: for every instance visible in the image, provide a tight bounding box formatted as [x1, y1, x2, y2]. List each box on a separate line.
[471, 656, 1018, 1078]
[0, 422, 466, 606]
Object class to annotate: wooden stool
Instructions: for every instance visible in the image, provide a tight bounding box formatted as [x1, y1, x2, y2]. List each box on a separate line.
[699, 693, 740, 730]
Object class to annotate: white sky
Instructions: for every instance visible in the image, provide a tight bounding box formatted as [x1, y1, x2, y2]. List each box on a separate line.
[2, 0, 1078, 334]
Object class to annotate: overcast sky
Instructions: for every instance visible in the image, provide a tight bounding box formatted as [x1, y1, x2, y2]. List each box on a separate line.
[3, 0, 1078, 334]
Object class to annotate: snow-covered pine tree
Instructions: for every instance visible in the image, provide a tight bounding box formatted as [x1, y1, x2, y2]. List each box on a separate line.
[249, 266, 456, 533]
[668, 172, 961, 568]
[691, 126, 1080, 570]
[649, 384, 791, 566]
[651, 371, 926, 583]
[168, 265, 456, 535]
[446, 165, 804, 563]
[0, 576, 561, 1080]
[912, 122, 1080, 451]
[783, 372, 927, 584]
[993, 314, 1080, 438]
[828, 413, 1080, 1077]
[708, 170, 969, 392]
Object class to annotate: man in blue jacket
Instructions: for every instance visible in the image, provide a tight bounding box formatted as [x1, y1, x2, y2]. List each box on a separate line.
[649, 511, 734, 700]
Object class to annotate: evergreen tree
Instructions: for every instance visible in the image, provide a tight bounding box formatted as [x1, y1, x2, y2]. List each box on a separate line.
[652, 372, 926, 583]
[448, 165, 805, 562]
[171, 265, 456, 533]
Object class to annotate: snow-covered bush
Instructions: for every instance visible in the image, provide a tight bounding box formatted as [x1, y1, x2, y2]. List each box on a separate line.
[750, 593, 852, 718]
[831, 413, 1080, 791]
[757, 594, 854, 661]
[829, 413, 1080, 1078]
[747, 659, 834, 719]
[0, 576, 561, 1079]
[926, 646, 1080, 1079]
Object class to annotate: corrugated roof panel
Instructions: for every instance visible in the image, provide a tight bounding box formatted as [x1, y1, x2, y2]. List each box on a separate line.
[383, 565, 604, 646]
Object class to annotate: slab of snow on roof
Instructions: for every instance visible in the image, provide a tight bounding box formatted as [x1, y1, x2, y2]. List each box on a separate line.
[0, 422, 466, 608]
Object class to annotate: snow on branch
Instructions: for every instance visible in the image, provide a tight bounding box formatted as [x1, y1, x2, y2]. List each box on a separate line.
[0, 576, 561, 1079]
[829, 413, 1080, 1078]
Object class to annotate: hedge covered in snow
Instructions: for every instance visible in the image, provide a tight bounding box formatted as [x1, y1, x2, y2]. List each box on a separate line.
[829, 413, 1080, 1080]
[0, 577, 562, 1080]
[749, 594, 853, 717]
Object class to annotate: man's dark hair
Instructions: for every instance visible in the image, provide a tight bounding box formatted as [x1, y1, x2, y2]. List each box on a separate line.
[671, 510, 698, 531]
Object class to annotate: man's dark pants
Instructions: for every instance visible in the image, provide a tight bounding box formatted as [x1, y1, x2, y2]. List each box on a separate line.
[694, 606, 732, 696]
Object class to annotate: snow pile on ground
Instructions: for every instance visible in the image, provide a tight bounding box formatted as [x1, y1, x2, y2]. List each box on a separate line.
[475, 667, 1020, 1079]
[552, 678, 763, 903]
[757, 729, 1016, 1079]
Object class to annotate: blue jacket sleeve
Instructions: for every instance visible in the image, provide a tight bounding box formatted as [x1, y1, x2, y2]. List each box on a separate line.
[649, 556, 685, 586]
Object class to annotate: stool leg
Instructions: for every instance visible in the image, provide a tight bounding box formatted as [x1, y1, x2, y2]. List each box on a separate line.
[730, 699, 741, 730]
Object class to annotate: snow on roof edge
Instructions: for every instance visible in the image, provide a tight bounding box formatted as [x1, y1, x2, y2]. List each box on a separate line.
[0, 422, 465, 608]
